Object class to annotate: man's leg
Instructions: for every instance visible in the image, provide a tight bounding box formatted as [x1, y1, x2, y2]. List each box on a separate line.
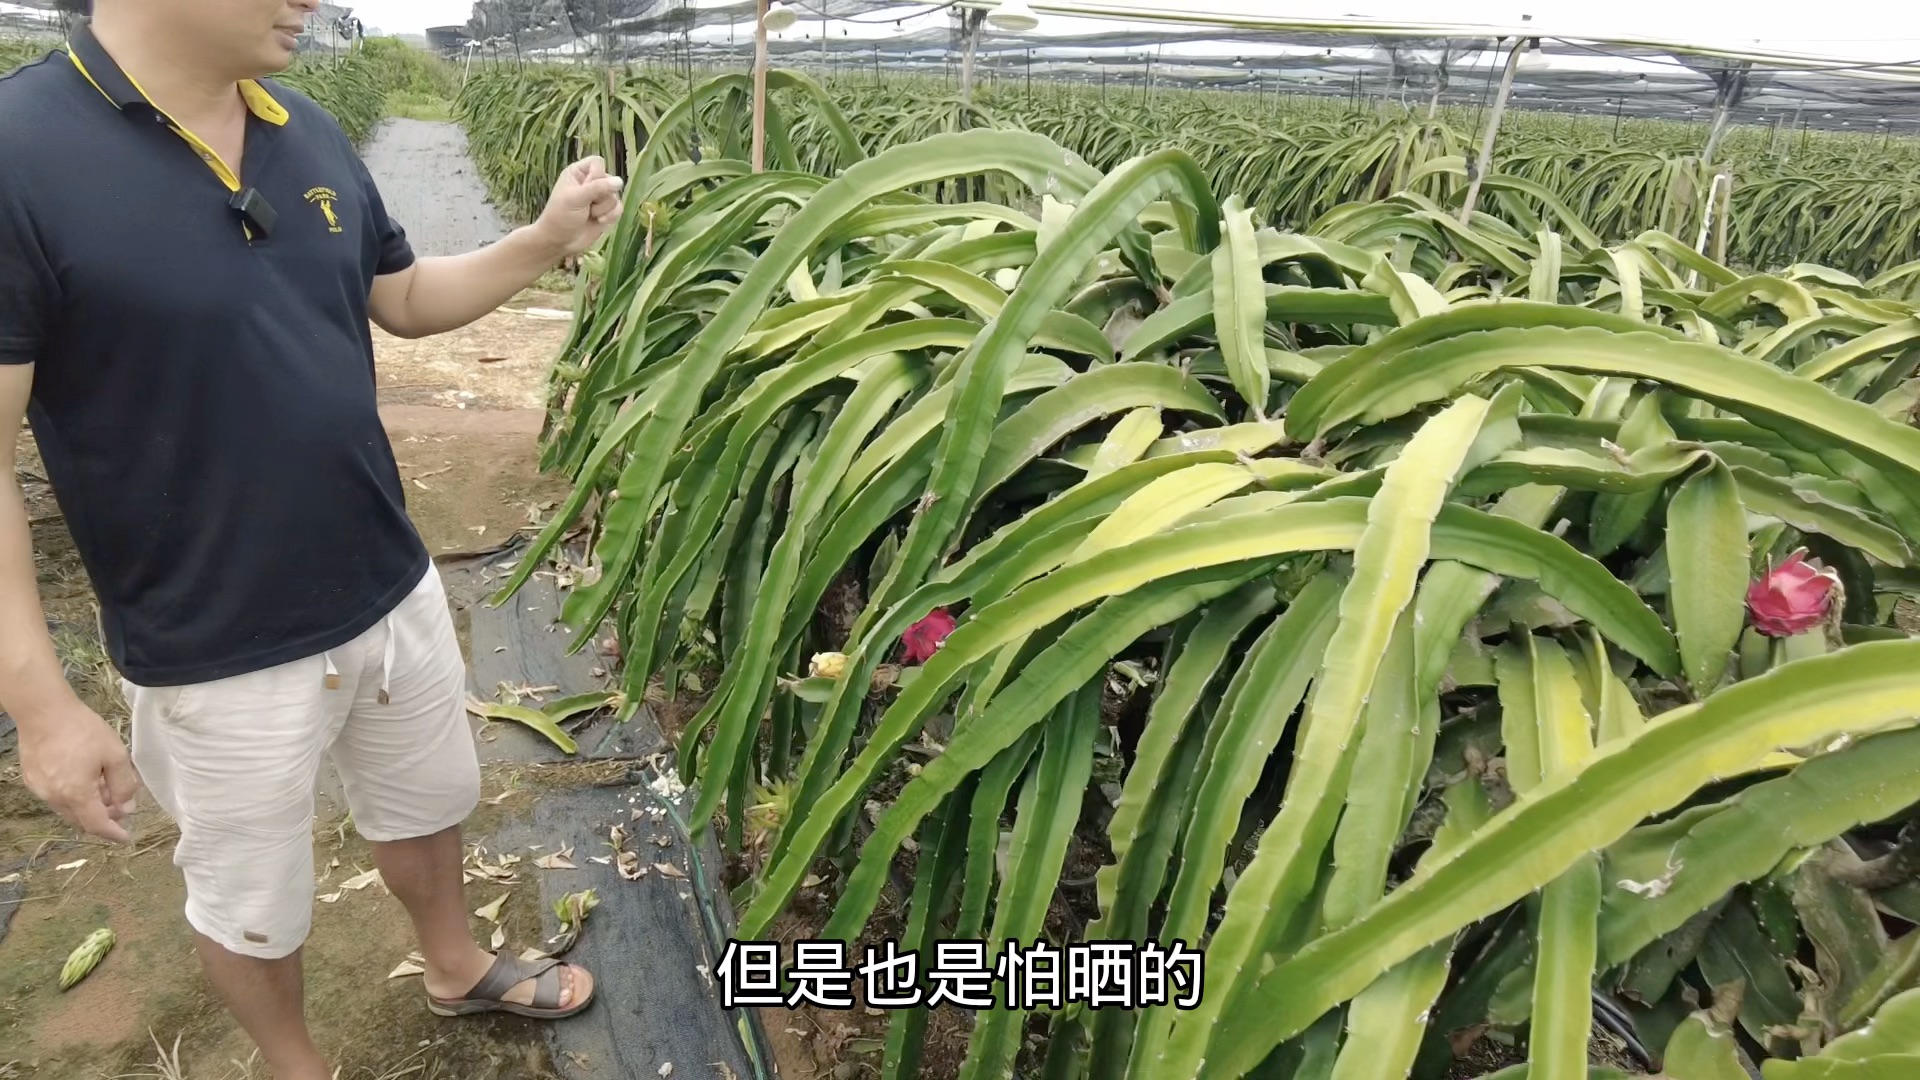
[337, 563, 592, 1011]
[370, 824, 585, 1008]
[124, 658, 351, 1080]
[191, 937, 329, 1080]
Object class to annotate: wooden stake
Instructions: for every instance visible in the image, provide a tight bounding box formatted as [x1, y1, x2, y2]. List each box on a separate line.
[1459, 37, 1524, 227]
[1713, 175, 1733, 266]
[752, 0, 769, 173]
[959, 9, 982, 104]
[1688, 171, 1730, 287]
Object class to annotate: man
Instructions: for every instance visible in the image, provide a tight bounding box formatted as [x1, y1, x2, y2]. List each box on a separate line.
[0, 2, 619, 1076]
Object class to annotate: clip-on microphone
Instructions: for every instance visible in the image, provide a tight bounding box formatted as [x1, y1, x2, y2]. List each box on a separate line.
[228, 187, 277, 237]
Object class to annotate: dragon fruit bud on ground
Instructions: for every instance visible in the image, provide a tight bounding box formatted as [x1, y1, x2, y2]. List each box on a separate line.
[1746, 549, 1839, 637]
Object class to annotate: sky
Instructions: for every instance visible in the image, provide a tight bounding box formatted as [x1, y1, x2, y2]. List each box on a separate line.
[349, 0, 472, 34]
[341, 0, 1920, 63]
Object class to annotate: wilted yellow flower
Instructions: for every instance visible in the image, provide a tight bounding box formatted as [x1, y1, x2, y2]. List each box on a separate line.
[809, 651, 849, 680]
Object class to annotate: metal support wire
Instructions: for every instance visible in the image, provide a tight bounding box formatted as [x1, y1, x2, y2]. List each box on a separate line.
[682, 0, 702, 163]
[779, 0, 966, 23]
[1466, 38, 1504, 140]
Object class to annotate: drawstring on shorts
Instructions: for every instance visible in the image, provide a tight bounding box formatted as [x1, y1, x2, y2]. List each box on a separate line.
[378, 616, 396, 705]
[319, 610, 398, 703]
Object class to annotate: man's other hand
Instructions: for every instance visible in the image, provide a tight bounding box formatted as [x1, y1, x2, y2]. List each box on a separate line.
[532, 156, 625, 259]
[18, 702, 140, 843]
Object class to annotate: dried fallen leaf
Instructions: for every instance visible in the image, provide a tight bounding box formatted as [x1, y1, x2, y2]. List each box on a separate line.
[609, 824, 628, 848]
[1617, 877, 1673, 899]
[474, 894, 510, 923]
[490, 924, 506, 950]
[588, 855, 613, 865]
[654, 862, 685, 880]
[616, 851, 644, 880]
[658, 1063, 673, 1077]
[339, 868, 383, 892]
[0, 872, 22, 885]
[535, 845, 577, 871]
[801, 874, 824, 889]
[318, 890, 345, 903]
[520, 946, 550, 963]
[563, 1051, 592, 1069]
[55, 859, 87, 872]
[468, 525, 487, 536]
[389, 960, 426, 979]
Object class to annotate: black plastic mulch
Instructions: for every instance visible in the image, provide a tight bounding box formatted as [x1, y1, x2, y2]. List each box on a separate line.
[441, 543, 776, 1080]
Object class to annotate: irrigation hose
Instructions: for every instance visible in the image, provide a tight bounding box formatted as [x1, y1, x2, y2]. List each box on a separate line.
[631, 761, 777, 1080]
[1589, 989, 1657, 1069]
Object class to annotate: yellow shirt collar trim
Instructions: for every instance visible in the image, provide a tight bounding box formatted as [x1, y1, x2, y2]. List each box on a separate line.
[65, 46, 291, 127]
[239, 80, 290, 126]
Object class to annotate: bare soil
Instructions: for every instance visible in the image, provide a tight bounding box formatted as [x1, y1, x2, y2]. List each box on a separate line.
[374, 291, 575, 412]
[381, 403, 573, 557]
[0, 290, 583, 1080]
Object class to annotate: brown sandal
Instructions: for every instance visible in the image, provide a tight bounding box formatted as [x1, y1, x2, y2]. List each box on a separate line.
[426, 951, 595, 1019]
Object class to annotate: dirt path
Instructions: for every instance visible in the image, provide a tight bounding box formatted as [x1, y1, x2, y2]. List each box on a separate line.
[375, 297, 577, 412]
[359, 117, 516, 257]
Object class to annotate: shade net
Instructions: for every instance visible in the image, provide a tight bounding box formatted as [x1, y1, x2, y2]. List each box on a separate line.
[412, 1, 1920, 136]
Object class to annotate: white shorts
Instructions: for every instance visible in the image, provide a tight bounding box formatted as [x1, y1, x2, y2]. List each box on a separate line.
[122, 562, 481, 960]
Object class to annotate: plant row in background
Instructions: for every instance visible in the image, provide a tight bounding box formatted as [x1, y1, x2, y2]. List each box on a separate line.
[0, 35, 47, 77]
[487, 58, 1920, 1079]
[274, 50, 392, 146]
[456, 63, 1920, 280]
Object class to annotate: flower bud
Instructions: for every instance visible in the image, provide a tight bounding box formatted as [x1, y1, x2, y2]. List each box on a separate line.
[1746, 549, 1839, 638]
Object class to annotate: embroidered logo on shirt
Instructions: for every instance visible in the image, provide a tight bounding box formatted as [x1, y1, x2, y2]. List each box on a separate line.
[304, 187, 343, 234]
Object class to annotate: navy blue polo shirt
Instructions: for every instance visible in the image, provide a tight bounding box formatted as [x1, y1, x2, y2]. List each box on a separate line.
[0, 22, 431, 687]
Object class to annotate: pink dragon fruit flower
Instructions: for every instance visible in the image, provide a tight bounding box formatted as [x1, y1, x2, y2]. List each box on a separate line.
[1746, 549, 1839, 638]
[902, 608, 957, 664]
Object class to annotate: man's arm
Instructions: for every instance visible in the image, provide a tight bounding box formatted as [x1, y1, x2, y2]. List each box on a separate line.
[0, 367, 139, 843]
[367, 156, 623, 340]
